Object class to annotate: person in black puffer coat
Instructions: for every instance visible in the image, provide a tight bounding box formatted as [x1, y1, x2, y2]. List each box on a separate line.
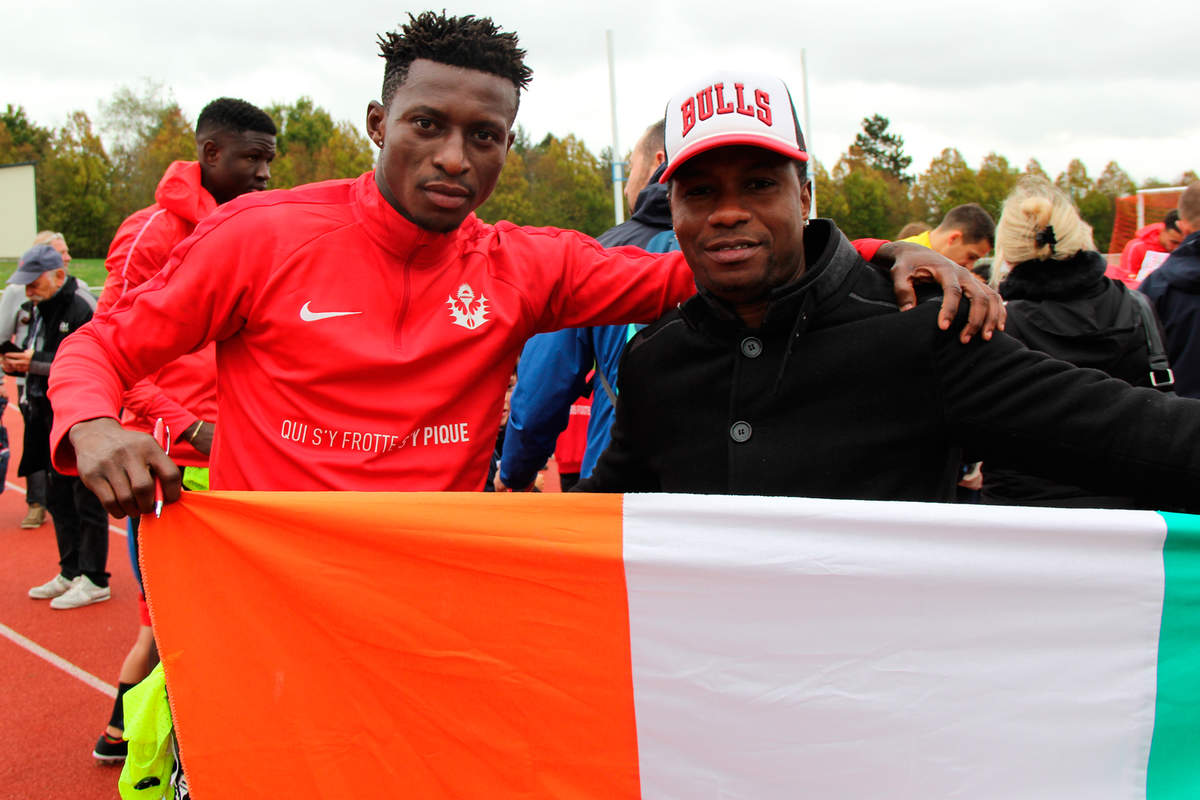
[981, 177, 1171, 509]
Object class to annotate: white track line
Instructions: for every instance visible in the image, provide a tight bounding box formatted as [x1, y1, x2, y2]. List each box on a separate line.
[6, 480, 126, 538]
[0, 622, 117, 698]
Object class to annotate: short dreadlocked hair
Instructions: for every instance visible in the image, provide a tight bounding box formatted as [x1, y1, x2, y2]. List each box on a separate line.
[377, 11, 533, 110]
[196, 98, 276, 138]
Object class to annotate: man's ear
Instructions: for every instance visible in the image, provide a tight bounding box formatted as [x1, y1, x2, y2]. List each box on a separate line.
[200, 137, 221, 168]
[946, 230, 963, 246]
[800, 180, 813, 219]
[366, 101, 386, 148]
[54, 268, 67, 286]
[653, 150, 666, 167]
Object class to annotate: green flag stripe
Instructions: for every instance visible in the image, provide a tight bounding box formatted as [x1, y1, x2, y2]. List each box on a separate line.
[1147, 511, 1200, 798]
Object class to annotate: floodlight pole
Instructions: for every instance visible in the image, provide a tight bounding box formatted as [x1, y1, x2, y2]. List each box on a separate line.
[801, 48, 815, 219]
[607, 30, 625, 225]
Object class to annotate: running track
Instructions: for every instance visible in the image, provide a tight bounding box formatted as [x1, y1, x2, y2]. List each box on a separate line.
[1, 379, 131, 800]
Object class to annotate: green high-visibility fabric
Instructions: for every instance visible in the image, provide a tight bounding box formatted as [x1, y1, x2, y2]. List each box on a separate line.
[119, 663, 175, 800]
[182, 466, 209, 492]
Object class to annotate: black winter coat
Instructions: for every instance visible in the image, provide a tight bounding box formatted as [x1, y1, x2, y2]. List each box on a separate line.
[1139, 230, 1200, 398]
[578, 220, 1200, 512]
[19, 276, 94, 476]
[983, 251, 1164, 508]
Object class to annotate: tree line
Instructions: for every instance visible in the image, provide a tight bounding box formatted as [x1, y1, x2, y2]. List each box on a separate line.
[0, 84, 378, 257]
[2, 87, 1194, 257]
[819, 114, 1198, 251]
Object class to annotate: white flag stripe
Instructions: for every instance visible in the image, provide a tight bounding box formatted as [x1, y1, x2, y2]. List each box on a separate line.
[623, 496, 1167, 799]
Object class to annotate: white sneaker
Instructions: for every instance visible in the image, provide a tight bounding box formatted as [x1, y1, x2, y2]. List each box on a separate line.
[29, 574, 74, 599]
[50, 576, 111, 609]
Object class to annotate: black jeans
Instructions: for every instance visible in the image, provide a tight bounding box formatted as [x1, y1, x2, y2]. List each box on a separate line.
[16, 396, 48, 506]
[46, 469, 110, 587]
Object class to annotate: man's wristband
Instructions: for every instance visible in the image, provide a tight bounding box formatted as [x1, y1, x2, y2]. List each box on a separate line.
[186, 420, 204, 443]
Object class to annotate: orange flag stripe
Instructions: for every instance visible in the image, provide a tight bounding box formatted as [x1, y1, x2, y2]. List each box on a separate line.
[141, 491, 639, 798]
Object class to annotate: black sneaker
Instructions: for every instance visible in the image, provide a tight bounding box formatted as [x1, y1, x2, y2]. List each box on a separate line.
[93, 733, 127, 763]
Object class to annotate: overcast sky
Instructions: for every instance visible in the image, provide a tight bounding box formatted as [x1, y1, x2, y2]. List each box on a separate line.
[7, 0, 1198, 191]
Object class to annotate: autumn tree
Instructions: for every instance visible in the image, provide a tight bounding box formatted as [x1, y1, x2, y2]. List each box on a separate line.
[522, 134, 610, 236]
[1078, 187, 1116, 252]
[811, 160, 835, 220]
[1086, 162, 1136, 251]
[475, 149, 536, 226]
[1, 106, 62, 246]
[1055, 159, 1092, 205]
[266, 97, 374, 188]
[826, 160, 892, 239]
[975, 152, 1019, 221]
[1095, 162, 1136, 199]
[0, 105, 53, 164]
[101, 82, 195, 222]
[38, 111, 115, 255]
[914, 148, 982, 221]
[852, 114, 913, 184]
[1024, 159, 1050, 181]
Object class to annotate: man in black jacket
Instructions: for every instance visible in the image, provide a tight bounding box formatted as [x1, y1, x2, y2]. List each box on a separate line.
[4, 244, 111, 608]
[1139, 181, 1200, 398]
[577, 71, 1200, 511]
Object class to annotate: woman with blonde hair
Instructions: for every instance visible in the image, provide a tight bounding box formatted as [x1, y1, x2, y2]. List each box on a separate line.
[981, 177, 1174, 508]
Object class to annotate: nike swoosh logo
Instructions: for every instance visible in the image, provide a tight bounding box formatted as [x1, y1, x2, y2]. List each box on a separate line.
[299, 301, 364, 322]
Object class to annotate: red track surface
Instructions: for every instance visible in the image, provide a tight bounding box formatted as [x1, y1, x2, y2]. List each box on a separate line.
[1, 378, 130, 800]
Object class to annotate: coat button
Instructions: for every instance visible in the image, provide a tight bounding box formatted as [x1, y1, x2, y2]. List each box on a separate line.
[730, 421, 752, 443]
[741, 337, 763, 358]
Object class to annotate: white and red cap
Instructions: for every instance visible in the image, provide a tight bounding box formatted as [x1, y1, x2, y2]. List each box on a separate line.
[659, 70, 807, 183]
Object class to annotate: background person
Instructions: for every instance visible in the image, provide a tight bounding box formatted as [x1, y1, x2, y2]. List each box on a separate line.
[0, 231, 91, 528]
[981, 177, 1173, 507]
[896, 221, 931, 240]
[1138, 181, 1200, 398]
[1111, 209, 1183, 287]
[5, 244, 110, 608]
[901, 203, 995, 270]
[90, 96, 277, 765]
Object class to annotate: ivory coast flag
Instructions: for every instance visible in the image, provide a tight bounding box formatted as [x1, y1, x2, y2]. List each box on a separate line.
[140, 492, 1200, 799]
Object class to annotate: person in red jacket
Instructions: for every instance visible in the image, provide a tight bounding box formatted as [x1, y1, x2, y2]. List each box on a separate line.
[1110, 210, 1184, 287]
[90, 97, 276, 765]
[49, 11, 1000, 519]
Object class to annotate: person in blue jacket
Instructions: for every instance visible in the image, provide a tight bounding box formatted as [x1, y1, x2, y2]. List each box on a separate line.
[496, 121, 676, 490]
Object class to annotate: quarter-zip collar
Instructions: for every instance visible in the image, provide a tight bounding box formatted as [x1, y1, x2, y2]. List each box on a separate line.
[351, 171, 474, 268]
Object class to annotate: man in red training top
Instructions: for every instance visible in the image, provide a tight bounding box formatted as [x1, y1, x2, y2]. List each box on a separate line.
[88, 96, 276, 765]
[1111, 210, 1184, 287]
[49, 11, 1000, 515]
[98, 97, 276, 471]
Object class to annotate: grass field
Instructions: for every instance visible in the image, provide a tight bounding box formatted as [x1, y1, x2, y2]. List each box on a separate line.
[0, 257, 105, 296]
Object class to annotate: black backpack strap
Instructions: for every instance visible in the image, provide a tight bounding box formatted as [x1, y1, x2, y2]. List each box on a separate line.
[1127, 289, 1175, 392]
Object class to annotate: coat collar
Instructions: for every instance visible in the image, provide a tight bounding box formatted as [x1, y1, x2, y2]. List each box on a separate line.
[999, 250, 1108, 302]
[681, 219, 864, 334]
[350, 171, 477, 267]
